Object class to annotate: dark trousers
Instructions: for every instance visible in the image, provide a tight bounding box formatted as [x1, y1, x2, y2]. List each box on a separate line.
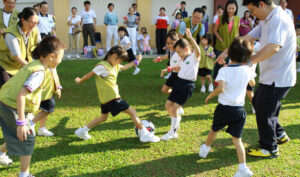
[0, 66, 11, 88]
[155, 28, 167, 55]
[213, 49, 230, 80]
[82, 24, 96, 47]
[252, 83, 290, 152]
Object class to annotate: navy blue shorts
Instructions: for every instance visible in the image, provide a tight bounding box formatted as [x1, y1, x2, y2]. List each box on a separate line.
[212, 104, 246, 138]
[40, 97, 56, 113]
[198, 68, 212, 77]
[165, 72, 179, 87]
[168, 78, 195, 106]
[101, 98, 130, 117]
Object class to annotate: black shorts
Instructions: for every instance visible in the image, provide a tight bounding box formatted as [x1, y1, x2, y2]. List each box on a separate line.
[165, 72, 179, 87]
[247, 84, 254, 91]
[212, 104, 246, 138]
[198, 68, 212, 77]
[168, 78, 195, 106]
[101, 98, 130, 117]
[40, 97, 56, 113]
[127, 48, 136, 62]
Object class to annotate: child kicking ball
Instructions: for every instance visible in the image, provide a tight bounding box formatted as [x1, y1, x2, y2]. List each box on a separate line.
[74, 46, 160, 143]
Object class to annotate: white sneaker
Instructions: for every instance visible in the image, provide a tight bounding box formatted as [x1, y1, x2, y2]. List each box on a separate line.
[0, 153, 13, 166]
[199, 144, 210, 158]
[66, 54, 71, 59]
[139, 132, 160, 143]
[38, 128, 54, 136]
[133, 67, 141, 75]
[75, 127, 91, 140]
[161, 130, 178, 141]
[208, 84, 214, 92]
[234, 167, 253, 177]
[164, 72, 171, 79]
[201, 86, 206, 93]
[252, 106, 256, 114]
[75, 54, 80, 59]
[178, 107, 184, 115]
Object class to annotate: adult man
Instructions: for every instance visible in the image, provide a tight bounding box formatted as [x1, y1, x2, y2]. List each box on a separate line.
[37, 1, 55, 38]
[33, 4, 40, 14]
[104, 3, 118, 52]
[81, 0, 96, 47]
[0, 0, 18, 35]
[279, 0, 294, 20]
[176, 7, 205, 43]
[132, 3, 140, 54]
[217, 0, 296, 158]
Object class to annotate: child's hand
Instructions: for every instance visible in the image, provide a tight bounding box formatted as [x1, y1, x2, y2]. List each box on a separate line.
[161, 69, 167, 77]
[153, 57, 161, 63]
[173, 65, 181, 73]
[75, 77, 81, 84]
[205, 96, 211, 104]
[17, 125, 30, 141]
[57, 89, 61, 99]
[185, 28, 192, 39]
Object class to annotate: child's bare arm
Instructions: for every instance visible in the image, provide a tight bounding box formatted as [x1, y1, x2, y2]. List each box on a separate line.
[205, 80, 225, 103]
[121, 54, 142, 71]
[185, 28, 201, 59]
[248, 79, 255, 87]
[75, 71, 96, 84]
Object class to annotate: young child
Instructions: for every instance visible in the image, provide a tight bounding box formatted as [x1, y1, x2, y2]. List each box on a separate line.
[142, 32, 151, 55]
[198, 33, 216, 93]
[118, 27, 141, 75]
[161, 29, 201, 141]
[199, 38, 255, 177]
[171, 12, 182, 29]
[137, 27, 149, 54]
[29, 68, 62, 136]
[0, 36, 64, 177]
[74, 46, 160, 143]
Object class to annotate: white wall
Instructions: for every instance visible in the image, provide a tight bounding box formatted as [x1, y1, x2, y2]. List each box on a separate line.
[69, 0, 136, 25]
[151, 0, 214, 25]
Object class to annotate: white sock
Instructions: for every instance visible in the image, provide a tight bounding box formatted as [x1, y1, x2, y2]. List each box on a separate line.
[171, 117, 180, 132]
[39, 127, 46, 130]
[238, 163, 247, 170]
[203, 144, 210, 149]
[19, 172, 29, 177]
[82, 126, 90, 132]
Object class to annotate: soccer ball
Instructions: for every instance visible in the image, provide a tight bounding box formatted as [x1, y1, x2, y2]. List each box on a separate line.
[135, 120, 155, 137]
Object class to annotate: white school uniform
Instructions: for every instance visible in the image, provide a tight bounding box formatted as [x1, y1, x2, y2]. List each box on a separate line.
[178, 53, 200, 81]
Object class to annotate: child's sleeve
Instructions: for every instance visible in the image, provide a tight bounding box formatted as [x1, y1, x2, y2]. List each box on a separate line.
[248, 67, 257, 81]
[92, 65, 109, 77]
[24, 71, 45, 93]
[215, 68, 225, 82]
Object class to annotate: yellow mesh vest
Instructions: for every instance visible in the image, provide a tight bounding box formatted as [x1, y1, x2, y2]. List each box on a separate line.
[0, 24, 39, 75]
[41, 69, 59, 101]
[0, 9, 19, 51]
[95, 61, 120, 104]
[199, 45, 214, 70]
[0, 60, 45, 113]
[215, 15, 240, 51]
[176, 17, 203, 40]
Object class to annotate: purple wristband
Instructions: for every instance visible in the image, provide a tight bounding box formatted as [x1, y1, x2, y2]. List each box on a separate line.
[16, 119, 27, 126]
[134, 60, 139, 66]
[57, 85, 63, 90]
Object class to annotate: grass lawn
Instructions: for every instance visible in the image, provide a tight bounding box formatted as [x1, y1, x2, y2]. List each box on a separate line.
[0, 59, 300, 177]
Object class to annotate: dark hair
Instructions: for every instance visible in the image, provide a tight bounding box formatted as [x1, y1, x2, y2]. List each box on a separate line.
[18, 7, 36, 27]
[31, 36, 65, 59]
[180, 1, 186, 5]
[175, 12, 182, 19]
[132, 3, 137, 7]
[160, 7, 165, 11]
[141, 27, 147, 32]
[71, 7, 77, 11]
[228, 38, 253, 63]
[118, 26, 129, 36]
[217, 5, 224, 10]
[243, 10, 251, 19]
[103, 46, 128, 61]
[222, 0, 238, 25]
[40, 1, 48, 7]
[201, 5, 207, 10]
[242, 0, 272, 7]
[33, 4, 40, 9]
[193, 7, 204, 15]
[174, 38, 191, 49]
[167, 30, 179, 41]
[108, 3, 114, 8]
[202, 33, 213, 45]
[84, 1, 91, 5]
[143, 31, 148, 35]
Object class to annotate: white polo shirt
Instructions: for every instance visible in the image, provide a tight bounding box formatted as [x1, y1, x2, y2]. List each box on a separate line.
[249, 6, 296, 87]
[38, 13, 55, 34]
[178, 53, 200, 81]
[284, 8, 294, 20]
[170, 52, 181, 71]
[119, 36, 131, 50]
[81, 9, 96, 24]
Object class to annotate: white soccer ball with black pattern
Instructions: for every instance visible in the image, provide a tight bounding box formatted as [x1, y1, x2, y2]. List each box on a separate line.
[135, 120, 155, 137]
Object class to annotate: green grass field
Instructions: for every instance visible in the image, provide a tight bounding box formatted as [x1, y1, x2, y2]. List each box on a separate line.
[0, 59, 300, 177]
